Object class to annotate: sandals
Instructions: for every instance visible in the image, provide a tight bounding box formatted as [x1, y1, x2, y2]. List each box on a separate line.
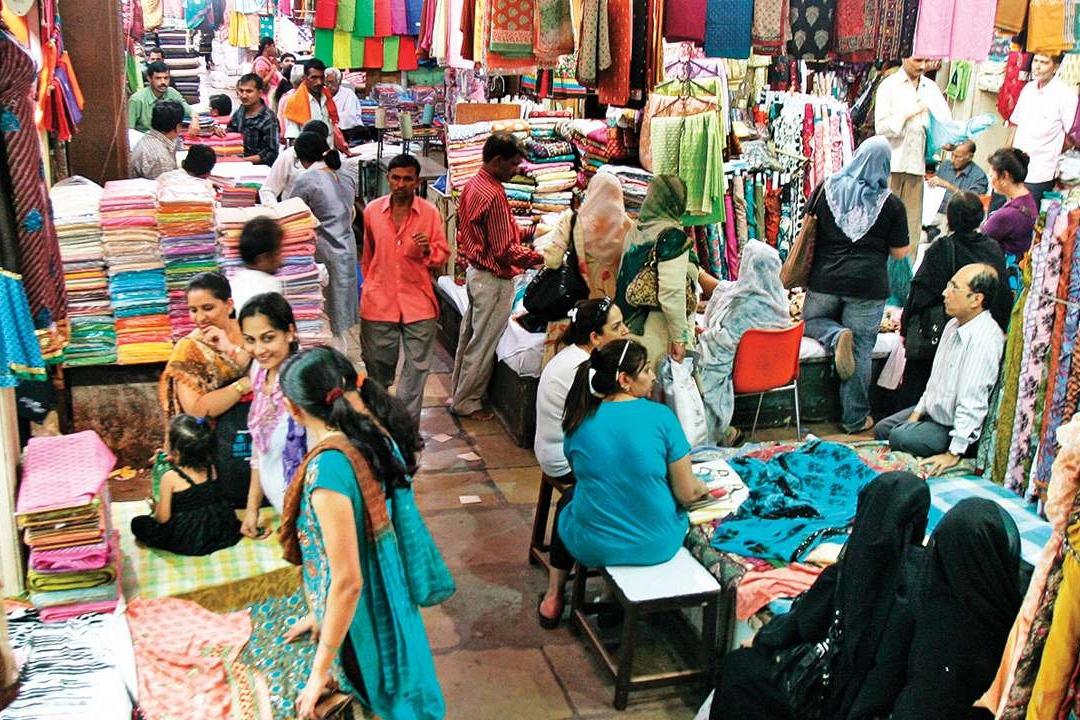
[537, 592, 563, 630]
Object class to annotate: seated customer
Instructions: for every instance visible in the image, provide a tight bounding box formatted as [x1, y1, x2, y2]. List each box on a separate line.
[709, 472, 930, 720]
[925, 140, 988, 239]
[230, 216, 285, 312]
[876, 263, 1005, 474]
[537, 339, 709, 628]
[898, 192, 1011, 407]
[130, 101, 182, 180]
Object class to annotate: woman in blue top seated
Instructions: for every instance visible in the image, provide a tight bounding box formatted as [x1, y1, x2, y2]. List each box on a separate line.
[537, 338, 709, 628]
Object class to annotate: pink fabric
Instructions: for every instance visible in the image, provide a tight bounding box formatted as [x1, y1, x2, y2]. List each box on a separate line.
[16, 431, 115, 513]
[911, 0, 995, 61]
[248, 364, 286, 460]
[724, 193, 739, 278]
[736, 563, 824, 620]
[40, 599, 120, 623]
[30, 537, 110, 572]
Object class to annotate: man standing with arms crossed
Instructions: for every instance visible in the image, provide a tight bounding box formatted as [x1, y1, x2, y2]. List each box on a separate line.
[449, 133, 542, 421]
[361, 155, 449, 427]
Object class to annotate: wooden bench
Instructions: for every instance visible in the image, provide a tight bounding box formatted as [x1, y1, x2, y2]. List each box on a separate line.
[570, 547, 724, 710]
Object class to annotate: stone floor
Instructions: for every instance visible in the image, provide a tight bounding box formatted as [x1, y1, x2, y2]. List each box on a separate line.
[106, 344, 871, 719]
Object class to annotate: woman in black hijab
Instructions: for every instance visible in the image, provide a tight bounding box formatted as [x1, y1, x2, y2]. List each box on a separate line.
[864, 498, 1023, 720]
[710, 471, 931, 720]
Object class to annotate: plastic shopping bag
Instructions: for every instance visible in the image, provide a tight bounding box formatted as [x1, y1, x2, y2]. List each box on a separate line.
[660, 356, 709, 447]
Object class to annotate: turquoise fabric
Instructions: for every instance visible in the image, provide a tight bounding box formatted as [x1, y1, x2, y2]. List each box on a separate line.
[298, 451, 445, 720]
[560, 399, 691, 567]
[0, 273, 45, 388]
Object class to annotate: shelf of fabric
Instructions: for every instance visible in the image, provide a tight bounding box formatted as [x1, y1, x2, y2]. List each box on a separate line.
[158, 174, 218, 340]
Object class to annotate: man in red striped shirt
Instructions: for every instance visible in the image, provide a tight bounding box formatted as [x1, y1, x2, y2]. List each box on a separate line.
[450, 133, 543, 420]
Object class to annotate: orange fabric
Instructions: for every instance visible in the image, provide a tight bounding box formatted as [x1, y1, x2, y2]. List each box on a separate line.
[364, 37, 384, 68]
[1026, 0, 1073, 54]
[375, 0, 392, 36]
[58, 52, 84, 108]
[281, 84, 341, 128]
[397, 35, 419, 71]
[360, 195, 449, 323]
[596, 0, 631, 106]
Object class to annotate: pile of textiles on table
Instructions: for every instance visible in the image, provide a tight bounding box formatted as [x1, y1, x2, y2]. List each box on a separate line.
[199, 132, 246, 159]
[15, 431, 123, 623]
[101, 179, 173, 364]
[51, 176, 117, 366]
[155, 29, 201, 104]
[526, 109, 572, 139]
[216, 198, 331, 346]
[209, 161, 270, 208]
[503, 173, 536, 229]
[447, 121, 492, 190]
[564, 119, 636, 176]
[522, 134, 578, 219]
[596, 165, 652, 216]
[158, 173, 218, 339]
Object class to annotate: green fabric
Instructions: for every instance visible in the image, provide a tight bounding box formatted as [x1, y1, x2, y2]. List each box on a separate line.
[29, 582, 117, 609]
[314, 28, 335, 64]
[679, 110, 725, 225]
[127, 85, 193, 132]
[945, 61, 972, 102]
[382, 35, 400, 72]
[355, 0, 375, 36]
[991, 262, 1032, 483]
[336, 0, 356, 32]
[614, 176, 691, 335]
[887, 255, 914, 305]
[259, 14, 275, 39]
[27, 565, 117, 592]
[351, 35, 365, 66]
[407, 67, 445, 85]
[127, 54, 144, 94]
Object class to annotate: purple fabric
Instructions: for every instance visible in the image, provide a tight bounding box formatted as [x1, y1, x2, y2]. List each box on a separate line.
[391, 0, 408, 34]
[982, 193, 1038, 256]
[281, 416, 306, 489]
[724, 193, 739, 279]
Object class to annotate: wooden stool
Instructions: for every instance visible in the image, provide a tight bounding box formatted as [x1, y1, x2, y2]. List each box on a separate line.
[569, 547, 723, 710]
[528, 472, 573, 569]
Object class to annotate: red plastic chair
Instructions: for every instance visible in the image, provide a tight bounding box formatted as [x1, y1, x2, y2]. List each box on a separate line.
[731, 321, 805, 440]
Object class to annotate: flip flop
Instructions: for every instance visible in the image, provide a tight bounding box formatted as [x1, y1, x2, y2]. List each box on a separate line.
[537, 592, 562, 630]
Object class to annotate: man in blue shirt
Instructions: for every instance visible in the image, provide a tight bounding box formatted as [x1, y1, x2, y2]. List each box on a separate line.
[927, 141, 988, 238]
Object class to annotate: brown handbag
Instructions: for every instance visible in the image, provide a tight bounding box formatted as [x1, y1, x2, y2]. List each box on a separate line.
[780, 184, 825, 289]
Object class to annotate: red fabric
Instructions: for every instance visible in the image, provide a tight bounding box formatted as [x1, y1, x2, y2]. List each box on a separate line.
[314, 0, 338, 28]
[360, 196, 449, 322]
[597, 0, 632, 105]
[397, 35, 419, 70]
[460, 0, 475, 59]
[364, 37, 384, 68]
[834, 0, 876, 58]
[999, 51, 1033, 122]
[662, 0, 705, 41]
[456, 169, 541, 277]
[375, 0, 393, 36]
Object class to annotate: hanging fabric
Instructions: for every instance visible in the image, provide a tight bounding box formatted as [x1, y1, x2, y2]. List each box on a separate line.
[596, 0, 631, 105]
[663, 0, 705, 43]
[911, 0, 996, 60]
[787, 0, 833, 59]
[751, 0, 789, 55]
[704, 0, 752, 59]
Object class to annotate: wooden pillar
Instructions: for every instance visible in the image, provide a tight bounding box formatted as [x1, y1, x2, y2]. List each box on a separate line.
[58, 0, 129, 184]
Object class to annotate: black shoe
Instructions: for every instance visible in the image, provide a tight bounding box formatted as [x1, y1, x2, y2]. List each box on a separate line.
[537, 593, 562, 630]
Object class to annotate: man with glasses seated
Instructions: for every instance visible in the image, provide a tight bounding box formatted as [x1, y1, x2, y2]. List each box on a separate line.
[875, 263, 1005, 475]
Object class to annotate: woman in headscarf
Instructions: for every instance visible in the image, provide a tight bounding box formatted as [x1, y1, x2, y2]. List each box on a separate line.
[698, 240, 791, 446]
[855, 498, 1023, 720]
[614, 175, 699, 367]
[709, 471, 930, 720]
[538, 173, 633, 365]
[803, 137, 910, 434]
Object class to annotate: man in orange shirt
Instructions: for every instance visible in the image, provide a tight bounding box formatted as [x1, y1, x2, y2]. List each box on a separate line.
[361, 154, 449, 425]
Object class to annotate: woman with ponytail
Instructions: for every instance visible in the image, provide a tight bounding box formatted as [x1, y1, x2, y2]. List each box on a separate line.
[537, 338, 709, 628]
[277, 346, 440, 719]
[287, 131, 361, 361]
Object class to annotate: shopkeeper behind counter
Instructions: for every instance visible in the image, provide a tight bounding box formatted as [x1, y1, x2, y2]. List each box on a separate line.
[129, 61, 199, 134]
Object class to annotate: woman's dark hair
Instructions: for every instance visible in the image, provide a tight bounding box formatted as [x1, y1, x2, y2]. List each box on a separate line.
[168, 414, 215, 471]
[182, 144, 217, 177]
[258, 36, 275, 55]
[561, 298, 615, 346]
[946, 191, 985, 234]
[239, 216, 284, 265]
[294, 130, 341, 170]
[301, 119, 330, 138]
[187, 271, 232, 302]
[273, 76, 292, 107]
[280, 346, 420, 486]
[562, 339, 648, 435]
[238, 292, 300, 353]
[988, 148, 1030, 183]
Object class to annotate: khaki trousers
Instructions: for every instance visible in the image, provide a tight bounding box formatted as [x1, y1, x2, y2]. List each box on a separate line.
[889, 172, 924, 248]
[361, 318, 437, 425]
[449, 267, 514, 416]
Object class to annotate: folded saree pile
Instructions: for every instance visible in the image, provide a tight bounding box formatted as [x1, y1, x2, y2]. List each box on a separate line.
[447, 121, 492, 190]
[596, 165, 654, 216]
[158, 174, 219, 339]
[51, 176, 116, 366]
[199, 131, 245, 158]
[16, 432, 123, 621]
[209, 161, 270, 208]
[101, 180, 172, 364]
[216, 198, 330, 347]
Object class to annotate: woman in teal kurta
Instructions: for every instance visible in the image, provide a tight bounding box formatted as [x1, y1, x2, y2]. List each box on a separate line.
[277, 346, 443, 720]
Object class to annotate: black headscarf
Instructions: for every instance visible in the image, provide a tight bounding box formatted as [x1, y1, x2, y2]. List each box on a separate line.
[888, 498, 1023, 719]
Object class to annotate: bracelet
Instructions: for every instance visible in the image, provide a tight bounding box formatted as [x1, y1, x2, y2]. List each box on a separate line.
[233, 380, 249, 397]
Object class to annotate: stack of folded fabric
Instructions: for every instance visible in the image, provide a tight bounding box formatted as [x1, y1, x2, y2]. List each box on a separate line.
[158, 173, 218, 339]
[200, 132, 246, 160]
[216, 198, 331, 346]
[155, 29, 201, 104]
[16, 431, 123, 623]
[597, 165, 654, 216]
[503, 173, 536, 230]
[210, 162, 271, 207]
[527, 110, 572, 140]
[51, 177, 117, 366]
[100, 179, 173, 364]
[523, 136, 578, 217]
[447, 121, 492, 190]
[565, 119, 636, 176]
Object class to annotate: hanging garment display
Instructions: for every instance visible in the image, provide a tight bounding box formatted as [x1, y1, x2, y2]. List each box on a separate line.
[704, 0, 752, 59]
[787, 0, 833, 59]
[912, 0, 995, 60]
[834, 0, 875, 59]
[1028, 0, 1074, 54]
[597, 0, 632, 105]
[663, 0, 705, 43]
[751, 0, 789, 55]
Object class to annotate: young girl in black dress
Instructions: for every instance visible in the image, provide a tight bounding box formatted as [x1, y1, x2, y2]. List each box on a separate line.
[131, 414, 242, 555]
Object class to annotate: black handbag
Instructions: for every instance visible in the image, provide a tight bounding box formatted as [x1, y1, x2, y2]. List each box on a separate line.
[904, 238, 956, 361]
[523, 213, 589, 322]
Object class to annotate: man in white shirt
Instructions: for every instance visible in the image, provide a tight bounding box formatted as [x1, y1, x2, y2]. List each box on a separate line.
[280, 59, 337, 142]
[325, 67, 364, 143]
[875, 58, 952, 250]
[258, 119, 361, 205]
[875, 263, 1005, 474]
[1009, 53, 1079, 207]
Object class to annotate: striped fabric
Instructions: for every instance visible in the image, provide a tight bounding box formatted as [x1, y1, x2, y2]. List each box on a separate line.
[0, 34, 67, 323]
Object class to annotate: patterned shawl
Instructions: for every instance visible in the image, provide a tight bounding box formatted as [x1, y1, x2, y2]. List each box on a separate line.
[158, 327, 246, 417]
